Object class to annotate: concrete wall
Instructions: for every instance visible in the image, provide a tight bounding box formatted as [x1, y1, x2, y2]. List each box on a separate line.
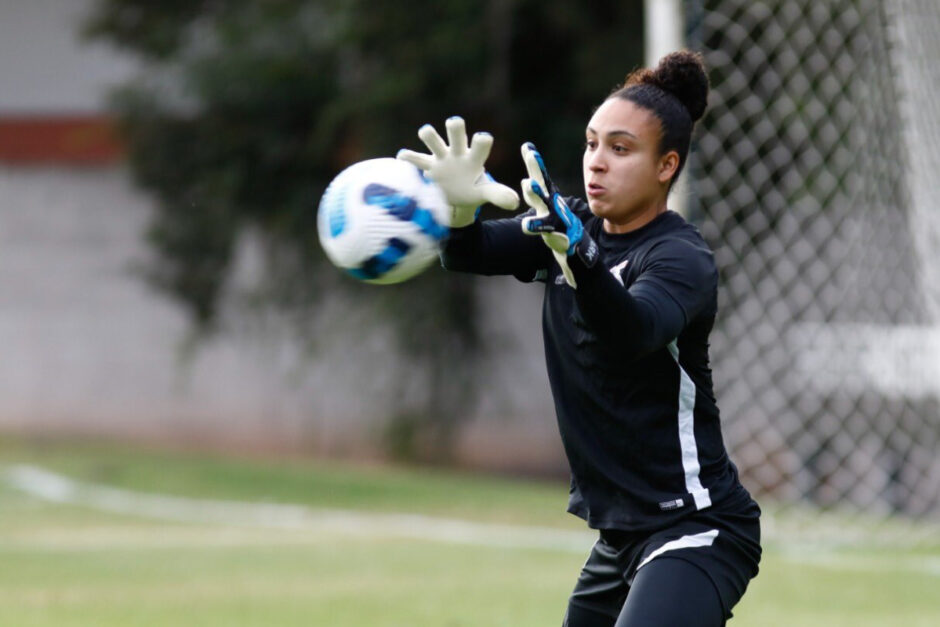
[0, 0, 136, 114]
[0, 1, 566, 473]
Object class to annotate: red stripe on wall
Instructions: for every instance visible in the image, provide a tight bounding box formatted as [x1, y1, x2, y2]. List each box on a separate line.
[0, 116, 124, 165]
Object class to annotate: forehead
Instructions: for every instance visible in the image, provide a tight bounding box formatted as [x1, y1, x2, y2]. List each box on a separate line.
[586, 98, 659, 140]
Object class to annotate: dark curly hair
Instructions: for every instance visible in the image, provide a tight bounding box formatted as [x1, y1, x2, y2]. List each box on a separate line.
[609, 50, 709, 188]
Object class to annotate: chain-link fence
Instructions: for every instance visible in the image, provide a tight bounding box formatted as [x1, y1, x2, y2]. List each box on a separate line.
[687, 0, 940, 533]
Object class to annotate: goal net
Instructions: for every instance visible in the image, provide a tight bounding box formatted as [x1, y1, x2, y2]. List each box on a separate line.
[685, 0, 940, 534]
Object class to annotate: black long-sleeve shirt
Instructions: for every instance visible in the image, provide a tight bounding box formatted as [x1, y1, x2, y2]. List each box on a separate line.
[442, 199, 755, 531]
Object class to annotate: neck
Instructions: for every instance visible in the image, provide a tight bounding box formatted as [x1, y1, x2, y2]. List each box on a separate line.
[602, 200, 668, 234]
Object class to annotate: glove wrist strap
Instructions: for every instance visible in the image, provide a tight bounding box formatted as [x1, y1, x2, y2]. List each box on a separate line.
[572, 233, 599, 268]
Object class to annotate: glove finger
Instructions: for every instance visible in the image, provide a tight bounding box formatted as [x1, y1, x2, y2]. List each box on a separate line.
[520, 215, 541, 235]
[525, 142, 552, 184]
[528, 179, 553, 212]
[396, 149, 434, 171]
[521, 215, 556, 235]
[521, 178, 550, 217]
[479, 181, 519, 211]
[445, 117, 468, 156]
[522, 141, 561, 197]
[520, 142, 547, 189]
[417, 124, 449, 158]
[552, 195, 574, 228]
[467, 132, 494, 167]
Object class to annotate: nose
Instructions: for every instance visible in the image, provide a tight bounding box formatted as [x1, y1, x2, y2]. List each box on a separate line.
[585, 148, 607, 172]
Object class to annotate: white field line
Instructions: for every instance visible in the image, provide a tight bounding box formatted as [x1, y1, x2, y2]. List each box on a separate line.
[3, 464, 594, 553]
[5, 464, 940, 577]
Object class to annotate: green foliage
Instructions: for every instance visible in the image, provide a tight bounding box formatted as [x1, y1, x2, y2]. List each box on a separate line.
[83, 0, 644, 457]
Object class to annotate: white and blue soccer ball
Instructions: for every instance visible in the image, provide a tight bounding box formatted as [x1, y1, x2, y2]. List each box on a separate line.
[317, 158, 451, 284]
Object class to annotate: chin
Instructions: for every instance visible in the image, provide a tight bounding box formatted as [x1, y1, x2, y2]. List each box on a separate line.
[587, 198, 611, 218]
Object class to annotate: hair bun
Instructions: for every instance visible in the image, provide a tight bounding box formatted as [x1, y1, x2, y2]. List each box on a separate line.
[625, 50, 709, 122]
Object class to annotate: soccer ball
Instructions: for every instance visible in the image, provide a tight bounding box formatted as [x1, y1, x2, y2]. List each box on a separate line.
[317, 158, 451, 284]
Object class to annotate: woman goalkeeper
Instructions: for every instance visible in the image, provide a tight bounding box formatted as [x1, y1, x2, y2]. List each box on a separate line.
[399, 50, 760, 627]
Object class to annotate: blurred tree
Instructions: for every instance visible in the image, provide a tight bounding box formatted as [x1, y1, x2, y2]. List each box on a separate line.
[84, 0, 643, 460]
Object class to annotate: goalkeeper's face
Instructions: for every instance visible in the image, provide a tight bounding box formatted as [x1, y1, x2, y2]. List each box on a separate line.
[583, 98, 677, 232]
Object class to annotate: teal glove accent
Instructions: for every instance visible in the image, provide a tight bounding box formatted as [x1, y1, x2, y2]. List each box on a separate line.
[519, 142, 597, 287]
[521, 179, 584, 255]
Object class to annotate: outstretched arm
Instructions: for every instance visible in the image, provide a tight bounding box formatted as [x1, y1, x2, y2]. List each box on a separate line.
[399, 117, 550, 280]
[441, 216, 553, 282]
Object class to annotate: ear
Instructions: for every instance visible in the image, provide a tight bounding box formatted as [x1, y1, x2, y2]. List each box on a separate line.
[657, 151, 680, 185]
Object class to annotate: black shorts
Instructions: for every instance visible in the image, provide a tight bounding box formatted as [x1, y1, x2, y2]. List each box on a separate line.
[566, 498, 761, 624]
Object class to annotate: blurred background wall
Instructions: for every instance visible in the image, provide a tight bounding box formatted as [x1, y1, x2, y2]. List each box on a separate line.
[0, 0, 562, 473]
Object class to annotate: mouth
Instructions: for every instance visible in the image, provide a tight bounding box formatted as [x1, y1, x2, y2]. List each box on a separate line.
[587, 183, 606, 198]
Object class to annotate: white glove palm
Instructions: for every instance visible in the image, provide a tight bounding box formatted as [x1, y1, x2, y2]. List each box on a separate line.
[397, 117, 519, 227]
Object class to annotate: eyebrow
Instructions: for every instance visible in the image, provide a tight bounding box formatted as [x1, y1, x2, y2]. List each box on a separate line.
[586, 126, 638, 140]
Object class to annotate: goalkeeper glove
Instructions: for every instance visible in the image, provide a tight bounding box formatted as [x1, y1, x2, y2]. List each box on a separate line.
[519, 142, 598, 288]
[397, 116, 519, 227]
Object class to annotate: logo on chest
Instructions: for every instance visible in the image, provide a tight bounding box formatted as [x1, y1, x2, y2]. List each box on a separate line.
[609, 258, 630, 286]
[552, 257, 630, 286]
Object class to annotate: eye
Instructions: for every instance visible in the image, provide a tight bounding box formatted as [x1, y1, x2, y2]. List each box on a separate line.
[613, 144, 629, 153]
[585, 139, 598, 150]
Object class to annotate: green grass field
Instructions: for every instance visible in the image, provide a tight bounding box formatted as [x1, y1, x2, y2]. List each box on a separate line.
[1, 438, 938, 626]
